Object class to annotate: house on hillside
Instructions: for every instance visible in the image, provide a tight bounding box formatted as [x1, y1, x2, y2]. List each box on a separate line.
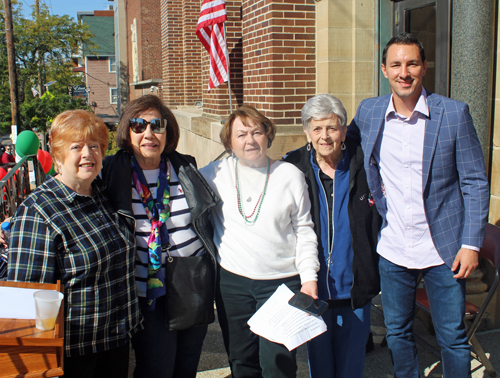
[76, 9, 118, 127]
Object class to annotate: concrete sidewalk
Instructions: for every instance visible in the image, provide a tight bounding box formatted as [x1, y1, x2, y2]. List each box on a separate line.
[195, 294, 500, 378]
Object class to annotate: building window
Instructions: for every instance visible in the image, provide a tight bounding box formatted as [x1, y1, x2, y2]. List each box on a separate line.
[109, 56, 116, 73]
[110, 88, 118, 104]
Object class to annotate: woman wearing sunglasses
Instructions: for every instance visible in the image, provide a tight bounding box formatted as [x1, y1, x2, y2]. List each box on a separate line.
[101, 95, 220, 378]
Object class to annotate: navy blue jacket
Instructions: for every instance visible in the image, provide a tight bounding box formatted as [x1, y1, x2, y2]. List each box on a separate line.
[284, 137, 382, 309]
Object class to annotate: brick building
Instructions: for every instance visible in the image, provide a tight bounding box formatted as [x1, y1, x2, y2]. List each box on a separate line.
[78, 10, 119, 125]
[157, 0, 317, 167]
[112, 0, 500, 330]
[113, 0, 500, 227]
[123, 0, 163, 101]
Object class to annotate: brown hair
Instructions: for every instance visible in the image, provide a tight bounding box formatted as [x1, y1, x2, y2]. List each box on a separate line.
[50, 110, 109, 172]
[116, 95, 180, 154]
[220, 105, 276, 153]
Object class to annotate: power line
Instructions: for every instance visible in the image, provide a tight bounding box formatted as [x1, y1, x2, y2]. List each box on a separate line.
[21, 0, 32, 14]
[85, 71, 113, 87]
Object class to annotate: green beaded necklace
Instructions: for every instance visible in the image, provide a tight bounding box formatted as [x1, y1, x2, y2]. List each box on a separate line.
[235, 157, 270, 225]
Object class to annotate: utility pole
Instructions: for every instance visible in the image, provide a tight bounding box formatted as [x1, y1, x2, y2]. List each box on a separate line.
[34, 0, 45, 95]
[3, 0, 20, 128]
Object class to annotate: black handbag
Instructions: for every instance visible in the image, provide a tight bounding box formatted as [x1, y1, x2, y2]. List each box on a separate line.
[164, 252, 215, 331]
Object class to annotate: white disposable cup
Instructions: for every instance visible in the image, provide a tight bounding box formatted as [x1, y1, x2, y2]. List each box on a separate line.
[33, 290, 64, 331]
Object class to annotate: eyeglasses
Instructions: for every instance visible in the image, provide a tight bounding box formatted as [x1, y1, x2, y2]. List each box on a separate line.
[129, 118, 167, 134]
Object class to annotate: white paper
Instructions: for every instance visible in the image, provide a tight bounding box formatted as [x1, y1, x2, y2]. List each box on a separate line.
[247, 284, 327, 351]
[0, 286, 40, 319]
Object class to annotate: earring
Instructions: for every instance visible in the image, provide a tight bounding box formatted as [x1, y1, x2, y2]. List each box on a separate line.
[306, 142, 311, 151]
[341, 141, 346, 151]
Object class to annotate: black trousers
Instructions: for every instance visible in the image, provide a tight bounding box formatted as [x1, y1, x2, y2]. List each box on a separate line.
[131, 295, 208, 378]
[217, 267, 301, 378]
[63, 343, 130, 378]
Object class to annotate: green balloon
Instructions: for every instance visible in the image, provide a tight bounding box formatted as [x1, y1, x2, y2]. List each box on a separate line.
[16, 131, 40, 157]
[48, 162, 56, 176]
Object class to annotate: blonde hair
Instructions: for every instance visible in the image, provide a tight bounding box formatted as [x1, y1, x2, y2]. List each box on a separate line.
[50, 110, 109, 172]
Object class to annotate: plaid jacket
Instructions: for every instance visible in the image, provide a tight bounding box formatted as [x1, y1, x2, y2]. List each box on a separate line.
[8, 176, 143, 356]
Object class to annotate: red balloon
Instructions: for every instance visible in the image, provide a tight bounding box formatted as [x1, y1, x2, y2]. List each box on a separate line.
[41, 151, 53, 174]
[0, 168, 7, 180]
[37, 149, 46, 168]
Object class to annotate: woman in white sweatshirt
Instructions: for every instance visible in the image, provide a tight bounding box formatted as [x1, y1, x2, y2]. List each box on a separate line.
[200, 105, 319, 378]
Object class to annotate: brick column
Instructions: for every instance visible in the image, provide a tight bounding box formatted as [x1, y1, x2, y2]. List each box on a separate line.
[241, 0, 316, 127]
[142, 0, 162, 81]
[161, 0, 185, 106]
[182, 1, 203, 105]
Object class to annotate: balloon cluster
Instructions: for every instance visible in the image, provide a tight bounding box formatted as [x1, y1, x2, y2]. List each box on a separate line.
[14, 130, 54, 175]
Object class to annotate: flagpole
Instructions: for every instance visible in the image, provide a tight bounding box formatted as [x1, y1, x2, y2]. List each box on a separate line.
[222, 22, 233, 113]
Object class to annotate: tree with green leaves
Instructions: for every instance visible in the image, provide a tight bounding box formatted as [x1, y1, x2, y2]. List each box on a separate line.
[21, 91, 89, 133]
[0, 1, 96, 133]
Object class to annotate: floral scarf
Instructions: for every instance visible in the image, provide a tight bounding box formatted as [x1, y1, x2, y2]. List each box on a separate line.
[131, 155, 171, 310]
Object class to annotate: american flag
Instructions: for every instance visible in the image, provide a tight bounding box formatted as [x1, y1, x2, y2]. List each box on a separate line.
[196, 0, 229, 91]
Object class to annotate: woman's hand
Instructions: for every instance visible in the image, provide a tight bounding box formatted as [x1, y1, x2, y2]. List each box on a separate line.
[300, 280, 318, 299]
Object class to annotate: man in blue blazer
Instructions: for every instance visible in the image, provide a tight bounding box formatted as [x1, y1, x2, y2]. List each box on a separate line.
[349, 33, 489, 378]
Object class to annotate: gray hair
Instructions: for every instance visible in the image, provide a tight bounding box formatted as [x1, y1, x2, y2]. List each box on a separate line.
[301, 94, 347, 131]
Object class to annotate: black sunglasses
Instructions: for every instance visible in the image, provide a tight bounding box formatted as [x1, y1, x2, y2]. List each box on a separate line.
[129, 118, 167, 134]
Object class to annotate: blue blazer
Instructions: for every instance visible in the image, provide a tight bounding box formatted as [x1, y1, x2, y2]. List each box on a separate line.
[349, 91, 490, 268]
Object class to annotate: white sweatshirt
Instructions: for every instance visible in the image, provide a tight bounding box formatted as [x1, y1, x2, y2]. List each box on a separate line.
[200, 156, 319, 283]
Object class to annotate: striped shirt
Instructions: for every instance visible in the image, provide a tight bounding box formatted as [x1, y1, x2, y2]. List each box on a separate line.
[133, 163, 205, 297]
[8, 176, 143, 356]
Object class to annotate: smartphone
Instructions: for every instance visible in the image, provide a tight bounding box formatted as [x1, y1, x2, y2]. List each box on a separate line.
[288, 292, 328, 317]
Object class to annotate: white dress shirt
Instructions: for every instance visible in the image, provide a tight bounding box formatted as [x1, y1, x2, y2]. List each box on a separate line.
[374, 89, 445, 269]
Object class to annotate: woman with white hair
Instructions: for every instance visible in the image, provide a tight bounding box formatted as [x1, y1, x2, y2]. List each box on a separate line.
[283, 94, 382, 378]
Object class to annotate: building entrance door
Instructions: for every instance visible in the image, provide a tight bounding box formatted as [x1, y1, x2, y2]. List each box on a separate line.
[392, 0, 450, 96]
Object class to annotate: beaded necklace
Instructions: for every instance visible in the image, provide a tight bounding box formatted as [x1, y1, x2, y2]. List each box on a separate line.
[235, 157, 270, 225]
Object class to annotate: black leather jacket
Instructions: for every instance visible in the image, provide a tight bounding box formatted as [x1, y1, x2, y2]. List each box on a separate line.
[102, 149, 221, 311]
